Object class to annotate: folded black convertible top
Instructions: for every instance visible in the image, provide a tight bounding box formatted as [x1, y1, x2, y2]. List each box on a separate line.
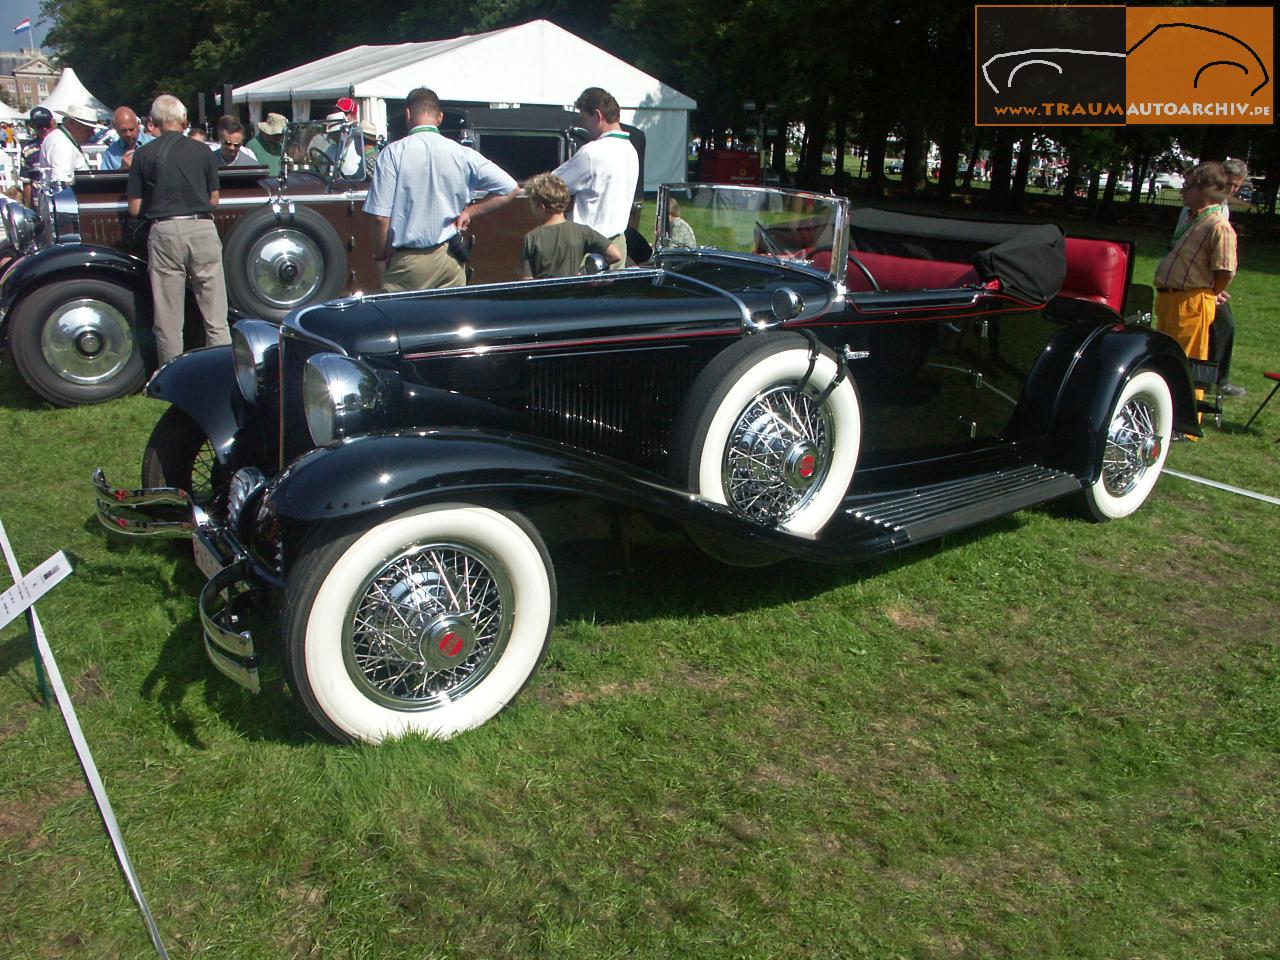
[849, 209, 1066, 303]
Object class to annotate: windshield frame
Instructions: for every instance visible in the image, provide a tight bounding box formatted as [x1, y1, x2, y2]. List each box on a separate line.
[655, 182, 849, 287]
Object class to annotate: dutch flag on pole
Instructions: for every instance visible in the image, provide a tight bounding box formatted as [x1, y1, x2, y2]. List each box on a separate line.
[14, 18, 30, 34]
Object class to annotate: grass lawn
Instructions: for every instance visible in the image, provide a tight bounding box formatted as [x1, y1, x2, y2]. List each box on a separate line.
[1, 214, 1278, 958]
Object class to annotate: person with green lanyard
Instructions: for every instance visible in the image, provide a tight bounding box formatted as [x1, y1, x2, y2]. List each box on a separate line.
[552, 87, 639, 270]
[364, 87, 518, 291]
[1154, 161, 1237, 431]
[1171, 159, 1248, 396]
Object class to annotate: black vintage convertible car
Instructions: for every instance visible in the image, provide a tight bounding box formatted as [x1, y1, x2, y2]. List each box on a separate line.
[95, 183, 1197, 743]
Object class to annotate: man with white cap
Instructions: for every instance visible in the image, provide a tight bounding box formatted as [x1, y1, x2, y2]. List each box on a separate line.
[39, 102, 96, 185]
[308, 109, 361, 178]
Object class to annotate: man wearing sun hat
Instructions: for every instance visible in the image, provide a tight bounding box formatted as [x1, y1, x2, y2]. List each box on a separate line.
[245, 112, 287, 176]
[309, 108, 361, 178]
[39, 102, 96, 185]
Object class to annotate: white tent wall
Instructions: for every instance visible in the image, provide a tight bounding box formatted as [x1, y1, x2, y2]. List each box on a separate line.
[622, 108, 687, 192]
[233, 20, 695, 190]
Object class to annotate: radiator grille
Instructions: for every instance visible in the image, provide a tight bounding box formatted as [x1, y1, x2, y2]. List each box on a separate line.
[528, 350, 693, 471]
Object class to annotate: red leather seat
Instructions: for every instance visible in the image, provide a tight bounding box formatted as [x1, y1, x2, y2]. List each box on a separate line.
[1062, 237, 1128, 312]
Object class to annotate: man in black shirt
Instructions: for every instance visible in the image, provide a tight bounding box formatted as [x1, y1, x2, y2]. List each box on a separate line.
[126, 94, 229, 364]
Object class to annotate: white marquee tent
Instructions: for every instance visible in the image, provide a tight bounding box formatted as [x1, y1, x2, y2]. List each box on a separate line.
[231, 20, 696, 190]
[39, 67, 111, 122]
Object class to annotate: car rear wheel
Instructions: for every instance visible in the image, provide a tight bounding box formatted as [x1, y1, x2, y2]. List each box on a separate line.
[671, 333, 861, 538]
[281, 504, 556, 744]
[8, 278, 148, 406]
[1076, 369, 1172, 522]
[142, 407, 220, 507]
[223, 206, 346, 321]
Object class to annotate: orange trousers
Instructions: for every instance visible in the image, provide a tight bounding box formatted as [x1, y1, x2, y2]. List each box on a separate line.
[1155, 288, 1215, 361]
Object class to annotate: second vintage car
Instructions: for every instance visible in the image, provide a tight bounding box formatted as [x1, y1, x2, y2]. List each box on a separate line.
[1, 106, 629, 406]
[96, 183, 1198, 743]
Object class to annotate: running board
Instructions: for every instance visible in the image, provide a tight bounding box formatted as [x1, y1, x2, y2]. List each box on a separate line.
[837, 464, 1081, 548]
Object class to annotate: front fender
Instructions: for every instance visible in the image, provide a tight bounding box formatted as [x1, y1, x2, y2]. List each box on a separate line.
[257, 429, 796, 569]
[1044, 325, 1197, 480]
[0, 242, 150, 335]
[146, 346, 266, 469]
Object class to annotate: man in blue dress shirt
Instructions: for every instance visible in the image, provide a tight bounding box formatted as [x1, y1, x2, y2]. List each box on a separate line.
[99, 107, 153, 171]
[364, 87, 518, 291]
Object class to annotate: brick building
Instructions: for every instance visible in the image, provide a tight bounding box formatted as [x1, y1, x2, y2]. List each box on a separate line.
[0, 50, 60, 110]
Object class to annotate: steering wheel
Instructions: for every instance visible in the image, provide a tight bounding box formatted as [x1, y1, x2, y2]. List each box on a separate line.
[755, 221, 785, 256]
[848, 252, 880, 291]
[308, 147, 334, 176]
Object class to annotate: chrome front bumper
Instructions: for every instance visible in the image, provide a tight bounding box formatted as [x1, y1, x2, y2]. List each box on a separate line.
[93, 469, 262, 693]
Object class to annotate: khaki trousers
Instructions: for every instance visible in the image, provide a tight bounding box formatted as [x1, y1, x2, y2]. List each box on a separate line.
[382, 244, 465, 292]
[148, 219, 230, 364]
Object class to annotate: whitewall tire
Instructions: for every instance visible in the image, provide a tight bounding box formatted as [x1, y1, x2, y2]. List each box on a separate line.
[1078, 369, 1173, 521]
[672, 334, 861, 537]
[282, 504, 555, 743]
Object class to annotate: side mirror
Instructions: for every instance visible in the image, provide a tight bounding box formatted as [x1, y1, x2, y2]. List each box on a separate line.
[580, 254, 609, 276]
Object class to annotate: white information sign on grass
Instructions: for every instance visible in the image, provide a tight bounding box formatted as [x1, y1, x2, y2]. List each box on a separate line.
[0, 550, 72, 631]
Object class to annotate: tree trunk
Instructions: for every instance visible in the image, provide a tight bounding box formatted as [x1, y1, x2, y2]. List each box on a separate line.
[988, 130, 1014, 205]
[1128, 150, 1147, 207]
[863, 117, 889, 197]
[934, 122, 961, 202]
[1010, 133, 1034, 210]
[901, 121, 926, 194]
[961, 130, 984, 192]
[1059, 153, 1081, 211]
[797, 96, 830, 188]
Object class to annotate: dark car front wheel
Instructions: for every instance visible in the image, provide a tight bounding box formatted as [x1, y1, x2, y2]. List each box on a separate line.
[8, 278, 148, 406]
[223, 206, 346, 321]
[142, 407, 221, 507]
[671, 333, 861, 538]
[1076, 369, 1173, 522]
[280, 504, 556, 744]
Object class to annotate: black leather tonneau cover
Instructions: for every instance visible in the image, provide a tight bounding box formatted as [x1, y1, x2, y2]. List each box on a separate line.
[850, 209, 1066, 303]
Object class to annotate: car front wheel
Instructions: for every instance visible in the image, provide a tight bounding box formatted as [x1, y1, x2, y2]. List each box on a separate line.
[671, 333, 861, 537]
[281, 504, 556, 744]
[8, 278, 148, 406]
[141, 407, 221, 507]
[1077, 369, 1173, 521]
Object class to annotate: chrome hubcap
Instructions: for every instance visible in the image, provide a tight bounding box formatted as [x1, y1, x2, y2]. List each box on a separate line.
[1103, 396, 1160, 496]
[41, 298, 133, 384]
[248, 229, 323, 308]
[343, 542, 512, 710]
[722, 383, 833, 523]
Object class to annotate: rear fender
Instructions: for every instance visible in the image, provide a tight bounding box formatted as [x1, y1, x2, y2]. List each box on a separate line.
[1044, 325, 1197, 481]
[145, 346, 266, 470]
[0, 243, 150, 338]
[257, 429, 796, 573]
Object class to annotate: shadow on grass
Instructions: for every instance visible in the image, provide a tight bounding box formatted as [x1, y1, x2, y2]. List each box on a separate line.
[0, 362, 49, 413]
[554, 512, 1027, 625]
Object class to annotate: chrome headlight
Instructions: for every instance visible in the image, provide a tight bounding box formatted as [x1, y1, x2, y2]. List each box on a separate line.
[231, 319, 281, 403]
[302, 353, 383, 446]
[3, 201, 39, 254]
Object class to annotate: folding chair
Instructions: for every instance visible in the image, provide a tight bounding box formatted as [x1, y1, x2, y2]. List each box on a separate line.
[1243, 371, 1280, 441]
[1189, 358, 1222, 428]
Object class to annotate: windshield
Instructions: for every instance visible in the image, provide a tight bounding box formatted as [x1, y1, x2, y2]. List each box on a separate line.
[656, 183, 848, 284]
[283, 120, 367, 181]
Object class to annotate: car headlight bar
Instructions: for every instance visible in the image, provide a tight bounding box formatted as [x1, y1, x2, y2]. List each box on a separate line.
[231, 319, 281, 404]
[302, 352, 384, 446]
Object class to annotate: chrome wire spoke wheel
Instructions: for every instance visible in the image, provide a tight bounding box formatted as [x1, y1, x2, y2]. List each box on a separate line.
[342, 541, 513, 711]
[1102, 396, 1159, 497]
[722, 383, 833, 524]
[190, 439, 218, 505]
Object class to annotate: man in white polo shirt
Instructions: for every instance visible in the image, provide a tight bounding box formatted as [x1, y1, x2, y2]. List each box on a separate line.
[553, 87, 639, 270]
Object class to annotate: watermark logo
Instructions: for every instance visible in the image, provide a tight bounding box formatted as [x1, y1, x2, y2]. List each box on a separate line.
[976, 5, 1272, 126]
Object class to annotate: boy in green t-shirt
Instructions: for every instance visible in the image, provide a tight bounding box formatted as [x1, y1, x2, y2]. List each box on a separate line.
[520, 173, 622, 279]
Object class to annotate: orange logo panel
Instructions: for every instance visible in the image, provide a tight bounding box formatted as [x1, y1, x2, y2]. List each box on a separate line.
[1126, 7, 1273, 124]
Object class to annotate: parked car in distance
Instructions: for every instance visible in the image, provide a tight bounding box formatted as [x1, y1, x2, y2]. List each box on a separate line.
[95, 183, 1198, 744]
[0, 106, 609, 407]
